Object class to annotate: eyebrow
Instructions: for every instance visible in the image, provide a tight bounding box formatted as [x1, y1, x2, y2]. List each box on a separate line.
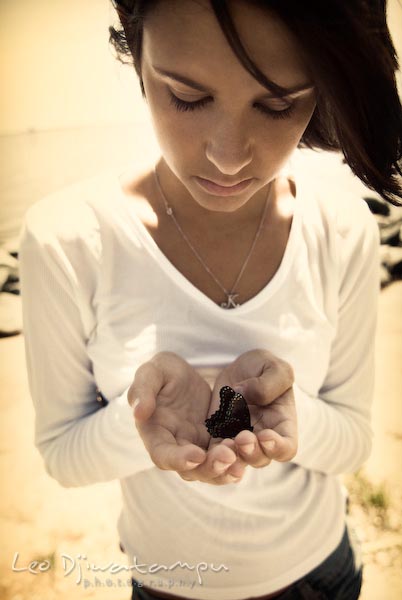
[152, 66, 314, 98]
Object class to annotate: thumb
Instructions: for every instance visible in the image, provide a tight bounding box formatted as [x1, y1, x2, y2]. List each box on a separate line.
[233, 370, 292, 406]
[128, 362, 164, 421]
[233, 378, 266, 405]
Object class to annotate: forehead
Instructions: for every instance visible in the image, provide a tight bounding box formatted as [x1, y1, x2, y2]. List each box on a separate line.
[142, 0, 311, 89]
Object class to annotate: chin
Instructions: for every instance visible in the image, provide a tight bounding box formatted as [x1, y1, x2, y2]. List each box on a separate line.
[194, 193, 251, 213]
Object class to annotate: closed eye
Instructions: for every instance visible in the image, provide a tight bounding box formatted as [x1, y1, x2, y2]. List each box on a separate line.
[168, 90, 295, 120]
[168, 91, 212, 112]
[253, 102, 294, 120]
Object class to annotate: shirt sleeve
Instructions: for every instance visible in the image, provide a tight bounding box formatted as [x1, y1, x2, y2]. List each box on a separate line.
[290, 198, 380, 475]
[19, 193, 154, 488]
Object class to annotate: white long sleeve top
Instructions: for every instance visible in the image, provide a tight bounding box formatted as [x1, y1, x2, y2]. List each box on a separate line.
[19, 152, 380, 599]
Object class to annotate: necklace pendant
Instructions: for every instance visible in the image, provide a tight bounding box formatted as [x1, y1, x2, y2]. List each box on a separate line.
[221, 293, 240, 309]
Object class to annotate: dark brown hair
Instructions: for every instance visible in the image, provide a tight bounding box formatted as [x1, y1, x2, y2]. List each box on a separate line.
[109, 0, 402, 205]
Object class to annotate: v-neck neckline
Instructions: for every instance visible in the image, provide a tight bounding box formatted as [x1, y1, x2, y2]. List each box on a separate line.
[112, 168, 304, 316]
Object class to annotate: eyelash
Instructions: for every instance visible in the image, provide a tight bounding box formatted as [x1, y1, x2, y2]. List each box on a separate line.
[168, 91, 295, 121]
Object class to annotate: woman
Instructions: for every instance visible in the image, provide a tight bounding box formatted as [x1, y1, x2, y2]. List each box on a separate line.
[19, 1, 402, 599]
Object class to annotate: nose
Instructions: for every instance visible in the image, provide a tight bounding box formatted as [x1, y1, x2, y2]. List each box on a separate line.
[205, 117, 253, 176]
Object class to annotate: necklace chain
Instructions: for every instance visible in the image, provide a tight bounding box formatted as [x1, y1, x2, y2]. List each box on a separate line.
[154, 168, 272, 309]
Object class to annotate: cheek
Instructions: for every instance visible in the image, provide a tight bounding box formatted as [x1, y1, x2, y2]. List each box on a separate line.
[295, 97, 316, 136]
[255, 120, 305, 158]
[145, 80, 198, 143]
[268, 101, 316, 151]
[147, 101, 201, 161]
[152, 117, 199, 173]
[254, 108, 315, 174]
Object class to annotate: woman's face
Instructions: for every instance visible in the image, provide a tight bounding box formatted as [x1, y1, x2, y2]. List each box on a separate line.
[141, 0, 316, 213]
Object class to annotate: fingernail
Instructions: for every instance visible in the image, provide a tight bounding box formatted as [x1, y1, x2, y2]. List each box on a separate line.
[132, 398, 140, 415]
[226, 474, 241, 483]
[262, 440, 276, 452]
[239, 443, 255, 455]
[213, 460, 232, 473]
[233, 384, 245, 395]
[185, 460, 202, 469]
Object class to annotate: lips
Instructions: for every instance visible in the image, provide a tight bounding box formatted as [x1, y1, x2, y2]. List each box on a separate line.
[194, 176, 254, 196]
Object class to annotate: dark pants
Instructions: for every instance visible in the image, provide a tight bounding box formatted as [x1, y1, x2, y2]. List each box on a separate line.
[131, 523, 362, 600]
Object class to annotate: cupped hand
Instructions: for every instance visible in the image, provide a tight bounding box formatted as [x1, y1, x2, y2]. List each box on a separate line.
[128, 352, 247, 485]
[210, 349, 297, 468]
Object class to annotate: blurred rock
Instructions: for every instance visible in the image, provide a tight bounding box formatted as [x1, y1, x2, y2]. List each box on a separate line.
[380, 265, 392, 288]
[364, 197, 390, 217]
[0, 292, 22, 337]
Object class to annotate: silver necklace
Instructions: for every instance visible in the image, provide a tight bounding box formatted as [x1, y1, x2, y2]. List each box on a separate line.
[154, 168, 272, 309]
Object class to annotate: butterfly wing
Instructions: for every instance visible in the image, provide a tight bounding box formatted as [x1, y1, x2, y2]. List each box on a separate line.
[205, 387, 235, 438]
[205, 385, 253, 439]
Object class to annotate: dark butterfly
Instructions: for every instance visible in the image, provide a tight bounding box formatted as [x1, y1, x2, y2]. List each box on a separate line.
[205, 385, 253, 439]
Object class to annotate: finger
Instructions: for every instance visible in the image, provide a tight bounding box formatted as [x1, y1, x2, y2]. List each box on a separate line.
[199, 447, 247, 484]
[179, 461, 246, 484]
[128, 362, 164, 421]
[219, 438, 238, 451]
[256, 429, 298, 462]
[234, 357, 294, 406]
[205, 437, 250, 480]
[177, 442, 244, 483]
[179, 463, 246, 485]
[214, 454, 247, 483]
[207, 468, 245, 485]
[233, 431, 272, 468]
[207, 436, 237, 452]
[151, 437, 207, 471]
